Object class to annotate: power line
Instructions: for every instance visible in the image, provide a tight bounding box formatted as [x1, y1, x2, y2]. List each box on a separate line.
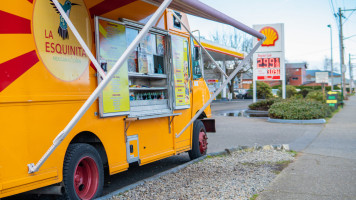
[329, 0, 339, 25]
[347, 38, 356, 44]
[343, 9, 356, 24]
[329, 0, 336, 15]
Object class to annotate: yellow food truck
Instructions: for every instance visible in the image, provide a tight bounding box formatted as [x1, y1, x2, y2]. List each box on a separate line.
[0, 0, 264, 199]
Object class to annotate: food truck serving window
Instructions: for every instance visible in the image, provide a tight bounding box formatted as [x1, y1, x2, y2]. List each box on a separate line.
[95, 17, 172, 118]
[171, 35, 191, 109]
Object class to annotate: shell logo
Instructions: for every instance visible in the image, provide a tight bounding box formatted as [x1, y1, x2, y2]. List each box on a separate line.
[259, 27, 279, 47]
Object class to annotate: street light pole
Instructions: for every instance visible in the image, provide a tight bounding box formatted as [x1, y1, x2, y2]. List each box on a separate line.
[349, 54, 353, 93]
[327, 24, 334, 91]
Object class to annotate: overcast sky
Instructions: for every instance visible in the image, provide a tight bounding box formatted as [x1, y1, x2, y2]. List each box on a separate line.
[188, 0, 356, 76]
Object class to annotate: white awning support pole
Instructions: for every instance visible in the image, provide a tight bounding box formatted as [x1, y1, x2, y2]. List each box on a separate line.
[172, 11, 228, 78]
[222, 59, 226, 99]
[51, 0, 106, 79]
[28, 0, 173, 174]
[176, 40, 264, 138]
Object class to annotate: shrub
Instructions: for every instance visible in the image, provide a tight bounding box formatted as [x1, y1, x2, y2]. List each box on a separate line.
[244, 89, 253, 99]
[249, 82, 273, 99]
[269, 99, 332, 120]
[298, 88, 313, 98]
[277, 85, 297, 98]
[248, 98, 281, 111]
[292, 94, 304, 99]
[335, 91, 342, 102]
[306, 91, 325, 102]
[272, 85, 341, 91]
[271, 85, 281, 89]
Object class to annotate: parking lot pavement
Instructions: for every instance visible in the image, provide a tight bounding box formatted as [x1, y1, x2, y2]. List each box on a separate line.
[211, 99, 252, 114]
[208, 100, 324, 153]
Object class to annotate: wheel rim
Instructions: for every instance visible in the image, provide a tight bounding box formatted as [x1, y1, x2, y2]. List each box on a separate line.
[198, 129, 208, 154]
[74, 156, 99, 200]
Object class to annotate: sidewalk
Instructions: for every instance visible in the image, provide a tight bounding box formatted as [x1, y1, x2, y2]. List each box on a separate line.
[258, 96, 356, 200]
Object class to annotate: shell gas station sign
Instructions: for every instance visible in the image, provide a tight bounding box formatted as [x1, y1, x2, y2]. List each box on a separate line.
[253, 24, 285, 81]
[252, 23, 286, 100]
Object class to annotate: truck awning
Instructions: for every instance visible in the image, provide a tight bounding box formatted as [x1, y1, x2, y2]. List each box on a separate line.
[143, 0, 265, 39]
[194, 39, 244, 61]
[89, 0, 264, 39]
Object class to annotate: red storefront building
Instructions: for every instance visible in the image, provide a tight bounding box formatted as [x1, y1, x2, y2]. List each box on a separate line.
[286, 62, 307, 86]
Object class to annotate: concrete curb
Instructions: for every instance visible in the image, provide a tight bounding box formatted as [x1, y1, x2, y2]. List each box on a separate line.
[95, 145, 290, 200]
[244, 109, 269, 114]
[267, 117, 326, 124]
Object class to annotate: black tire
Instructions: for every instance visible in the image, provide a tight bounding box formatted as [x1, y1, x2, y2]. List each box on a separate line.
[61, 143, 104, 200]
[189, 120, 208, 160]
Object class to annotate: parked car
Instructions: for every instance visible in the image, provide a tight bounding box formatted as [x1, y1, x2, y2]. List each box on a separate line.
[235, 89, 252, 99]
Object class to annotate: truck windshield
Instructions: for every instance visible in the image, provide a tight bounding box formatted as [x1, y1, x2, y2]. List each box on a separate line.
[191, 38, 202, 79]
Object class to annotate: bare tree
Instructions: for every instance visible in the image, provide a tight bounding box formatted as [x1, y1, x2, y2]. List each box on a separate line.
[323, 57, 331, 71]
[210, 30, 253, 98]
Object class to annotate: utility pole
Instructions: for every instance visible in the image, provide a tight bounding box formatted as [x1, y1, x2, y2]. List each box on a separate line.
[337, 8, 356, 99]
[327, 24, 333, 90]
[338, 8, 347, 101]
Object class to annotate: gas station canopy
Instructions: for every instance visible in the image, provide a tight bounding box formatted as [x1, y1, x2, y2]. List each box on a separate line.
[194, 39, 244, 61]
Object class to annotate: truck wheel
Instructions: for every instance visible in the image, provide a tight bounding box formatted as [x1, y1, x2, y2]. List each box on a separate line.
[189, 120, 208, 160]
[62, 144, 104, 200]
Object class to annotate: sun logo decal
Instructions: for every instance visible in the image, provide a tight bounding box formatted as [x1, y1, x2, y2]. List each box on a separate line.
[259, 27, 279, 47]
[50, 0, 79, 40]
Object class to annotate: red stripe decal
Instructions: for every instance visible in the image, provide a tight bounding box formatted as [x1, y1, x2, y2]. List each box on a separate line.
[90, 62, 97, 71]
[28, 0, 34, 3]
[0, 11, 31, 34]
[89, 0, 136, 17]
[0, 50, 39, 92]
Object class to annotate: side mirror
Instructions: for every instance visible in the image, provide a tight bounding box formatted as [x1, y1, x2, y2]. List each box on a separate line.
[100, 60, 107, 72]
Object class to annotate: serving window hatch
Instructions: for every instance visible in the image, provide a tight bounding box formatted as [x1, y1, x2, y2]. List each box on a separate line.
[94, 17, 190, 118]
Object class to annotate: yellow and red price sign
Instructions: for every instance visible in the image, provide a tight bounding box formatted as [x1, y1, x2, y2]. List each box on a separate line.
[253, 52, 284, 81]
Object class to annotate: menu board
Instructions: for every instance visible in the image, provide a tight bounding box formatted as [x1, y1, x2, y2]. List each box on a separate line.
[96, 18, 130, 116]
[171, 35, 190, 108]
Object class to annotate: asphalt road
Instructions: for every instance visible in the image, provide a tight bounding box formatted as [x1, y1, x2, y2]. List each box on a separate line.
[209, 100, 324, 152]
[4, 99, 323, 199]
